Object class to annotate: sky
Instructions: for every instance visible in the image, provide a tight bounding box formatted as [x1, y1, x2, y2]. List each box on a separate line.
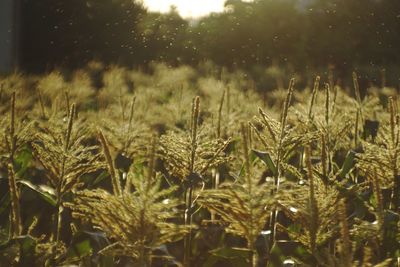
[142, 0, 226, 18]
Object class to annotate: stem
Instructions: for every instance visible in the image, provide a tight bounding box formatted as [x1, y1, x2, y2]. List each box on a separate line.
[270, 79, 294, 249]
[7, 165, 21, 237]
[138, 240, 146, 266]
[324, 83, 332, 175]
[189, 97, 200, 173]
[241, 123, 257, 267]
[277, 78, 295, 188]
[136, 139, 157, 267]
[352, 72, 364, 121]
[324, 83, 330, 128]
[241, 123, 251, 187]
[248, 243, 257, 267]
[124, 96, 136, 153]
[354, 109, 359, 148]
[184, 96, 200, 267]
[10, 92, 16, 164]
[305, 145, 318, 254]
[8, 92, 22, 237]
[321, 133, 328, 188]
[184, 186, 194, 267]
[217, 89, 225, 138]
[55, 103, 75, 242]
[308, 76, 320, 121]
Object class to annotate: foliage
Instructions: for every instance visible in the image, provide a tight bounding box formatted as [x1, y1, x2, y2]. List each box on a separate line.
[0, 65, 399, 266]
[67, 164, 187, 263]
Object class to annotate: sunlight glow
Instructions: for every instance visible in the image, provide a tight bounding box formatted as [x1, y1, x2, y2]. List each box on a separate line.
[142, 0, 226, 18]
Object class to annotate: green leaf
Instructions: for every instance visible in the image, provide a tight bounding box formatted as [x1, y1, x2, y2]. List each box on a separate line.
[339, 150, 356, 179]
[0, 235, 37, 266]
[66, 231, 111, 263]
[14, 146, 33, 177]
[18, 180, 57, 206]
[73, 240, 92, 257]
[209, 247, 250, 267]
[18, 235, 36, 255]
[238, 163, 246, 178]
[210, 247, 251, 259]
[90, 171, 109, 187]
[252, 149, 277, 177]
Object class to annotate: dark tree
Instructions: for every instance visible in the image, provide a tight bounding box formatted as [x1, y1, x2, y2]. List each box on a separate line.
[20, 0, 146, 72]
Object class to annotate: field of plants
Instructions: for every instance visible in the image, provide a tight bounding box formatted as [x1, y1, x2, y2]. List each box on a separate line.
[0, 63, 399, 266]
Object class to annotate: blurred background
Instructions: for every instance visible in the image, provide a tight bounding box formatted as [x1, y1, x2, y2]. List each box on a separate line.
[1, 0, 399, 86]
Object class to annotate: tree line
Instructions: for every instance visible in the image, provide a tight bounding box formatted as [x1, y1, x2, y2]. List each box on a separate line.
[20, 0, 400, 85]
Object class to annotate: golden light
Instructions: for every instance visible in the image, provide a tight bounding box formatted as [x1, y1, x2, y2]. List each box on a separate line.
[142, 0, 226, 18]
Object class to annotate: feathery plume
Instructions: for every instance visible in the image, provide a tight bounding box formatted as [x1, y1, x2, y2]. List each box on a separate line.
[98, 130, 121, 196]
